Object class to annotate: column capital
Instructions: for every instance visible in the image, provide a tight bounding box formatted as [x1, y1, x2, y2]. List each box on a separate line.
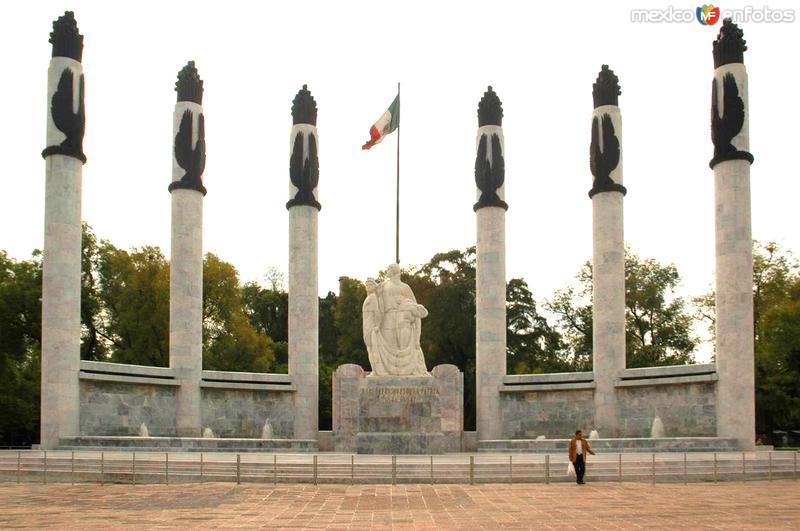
[176, 61, 204, 104]
[592, 65, 620, 109]
[713, 19, 747, 68]
[50, 11, 83, 62]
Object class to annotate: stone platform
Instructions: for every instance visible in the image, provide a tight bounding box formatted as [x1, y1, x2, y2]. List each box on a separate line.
[333, 364, 463, 454]
[478, 436, 740, 453]
[58, 436, 318, 453]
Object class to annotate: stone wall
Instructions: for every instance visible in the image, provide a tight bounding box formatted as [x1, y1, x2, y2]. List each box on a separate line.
[201, 387, 295, 438]
[79, 379, 297, 439]
[333, 364, 464, 453]
[500, 389, 595, 439]
[80, 380, 178, 436]
[499, 380, 717, 440]
[617, 382, 716, 437]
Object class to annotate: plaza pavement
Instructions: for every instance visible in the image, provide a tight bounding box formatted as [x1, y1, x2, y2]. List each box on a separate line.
[1, 479, 799, 529]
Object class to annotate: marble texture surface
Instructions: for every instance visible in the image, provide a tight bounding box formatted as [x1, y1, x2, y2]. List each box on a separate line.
[476, 207, 506, 443]
[362, 265, 429, 376]
[170, 188, 204, 437]
[40, 153, 83, 449]
[713, 63, 754, 450]
[333, 364, 463, 454]
[289, 205, 319, 441]
[591, 103, 625, 438]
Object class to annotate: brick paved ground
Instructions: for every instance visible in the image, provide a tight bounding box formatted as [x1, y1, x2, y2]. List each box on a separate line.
[1, 480, 799, 529]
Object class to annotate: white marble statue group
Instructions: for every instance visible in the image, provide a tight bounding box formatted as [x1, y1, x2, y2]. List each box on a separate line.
[362, 264, 430, 376]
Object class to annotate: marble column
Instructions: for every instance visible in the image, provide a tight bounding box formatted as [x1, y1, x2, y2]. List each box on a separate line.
[710, 20, 755, 450]
[287, 85, 320, 441]
[40, 11, 86, 450]
[589, 66, 626, 438]
[169, 61, 206, 438]
[474, 87, 508, 442]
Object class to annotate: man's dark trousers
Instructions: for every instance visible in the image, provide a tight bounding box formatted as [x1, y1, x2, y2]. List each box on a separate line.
[574, 454, 585, 484]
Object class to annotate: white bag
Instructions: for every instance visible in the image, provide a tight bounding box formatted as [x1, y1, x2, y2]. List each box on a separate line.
[567, 461, 576, 477]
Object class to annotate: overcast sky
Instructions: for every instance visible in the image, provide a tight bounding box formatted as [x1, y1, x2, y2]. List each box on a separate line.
[2, 1, 798, 362]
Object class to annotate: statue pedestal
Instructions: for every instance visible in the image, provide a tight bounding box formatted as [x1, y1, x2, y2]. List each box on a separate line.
[333, 364, 463, 454]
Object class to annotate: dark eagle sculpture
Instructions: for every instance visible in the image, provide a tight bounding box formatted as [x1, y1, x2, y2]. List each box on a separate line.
[709, 73, 752, 168]
[474, 133, 507, 211]
[589, 114, 626, 198]
[474, 86, 508, 211]
[287, 131, 321, 210]
[169, 109, 207, 195]
[42, 68, 86, 162]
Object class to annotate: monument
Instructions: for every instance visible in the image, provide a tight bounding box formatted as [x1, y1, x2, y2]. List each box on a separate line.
[710, 20, 755, 450]
[474, 86, 508, 443]
[170, 60, 206, 438]
[332, 264, 464, 454]
[37, 10, 757, 455]
[40, 11, 85, 450]
[589, 65, 626, 438]
[362, 265, 429, 377]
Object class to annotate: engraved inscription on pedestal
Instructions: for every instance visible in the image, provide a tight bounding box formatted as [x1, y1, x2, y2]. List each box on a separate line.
[333, 364, 463, 454]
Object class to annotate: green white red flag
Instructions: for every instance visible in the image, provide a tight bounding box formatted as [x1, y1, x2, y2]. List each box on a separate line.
[362, 95, 400, 150]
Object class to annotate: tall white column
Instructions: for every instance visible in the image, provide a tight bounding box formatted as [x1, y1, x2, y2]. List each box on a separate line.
[288, 85, 320, 441]
[710, 21, 755, 450]
[474, 87, 507, 442]
[589, 66, 626, 438]
[169, 62, 206, 438]
[40, 11, 85, 450]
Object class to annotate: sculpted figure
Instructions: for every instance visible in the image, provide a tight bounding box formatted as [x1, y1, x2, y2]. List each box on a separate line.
[362, 264, 430, 376]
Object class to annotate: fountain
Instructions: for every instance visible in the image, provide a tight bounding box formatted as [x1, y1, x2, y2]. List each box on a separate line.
[138, 422, 149, 437]
[261, 419, 274, 439]
[202, 427, 215, 438]
[651, 416, 665, 438]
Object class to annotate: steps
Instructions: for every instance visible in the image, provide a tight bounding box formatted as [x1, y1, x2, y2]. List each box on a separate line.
[58, 436, 318, 453]
[478, 437, 741, 453]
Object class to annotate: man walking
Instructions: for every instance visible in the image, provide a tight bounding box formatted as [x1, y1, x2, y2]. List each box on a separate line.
[568, 430, 595, 484]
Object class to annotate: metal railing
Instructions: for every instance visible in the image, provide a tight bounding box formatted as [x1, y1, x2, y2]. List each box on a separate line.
[0, 450, 796, 485]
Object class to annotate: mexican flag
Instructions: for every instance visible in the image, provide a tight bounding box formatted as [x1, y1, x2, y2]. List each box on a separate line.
[362, 95, 400, 150]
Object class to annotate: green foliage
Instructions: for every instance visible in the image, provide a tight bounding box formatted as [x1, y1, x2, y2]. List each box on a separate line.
[318, 291, 338, 430]
[547, 249, 698, 369]
[693, 241, 800, 438]
[546, 283, 593, 371]
[334, 277, 368, 370]
[4, 223, 798, 447]
[0, 251, 42, 446]
[507, 278, 570, 374]
[752, 243, 800, 436]
[624, 251, 696, 367]
[201, 253, 275, 372]
[93, 239, 170, 366]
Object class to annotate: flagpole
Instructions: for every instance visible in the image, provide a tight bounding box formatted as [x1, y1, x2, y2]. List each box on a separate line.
[395, 81, 400, 265]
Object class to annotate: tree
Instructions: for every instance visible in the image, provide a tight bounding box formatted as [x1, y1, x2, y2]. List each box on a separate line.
[624, 252, 696, 367]
[334, 277, 368, 370]
[695, 242, 800, 438]
[546, 276, 593, 371]
[202, 253, 275, 372]
[547, 250, 697, 369]
[0, 251, 42, 446]
[94, 241, 170, 366]
[506, 278, 569, 374]
[80, 224, 107, 361]
[242, 281, 288, 372]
